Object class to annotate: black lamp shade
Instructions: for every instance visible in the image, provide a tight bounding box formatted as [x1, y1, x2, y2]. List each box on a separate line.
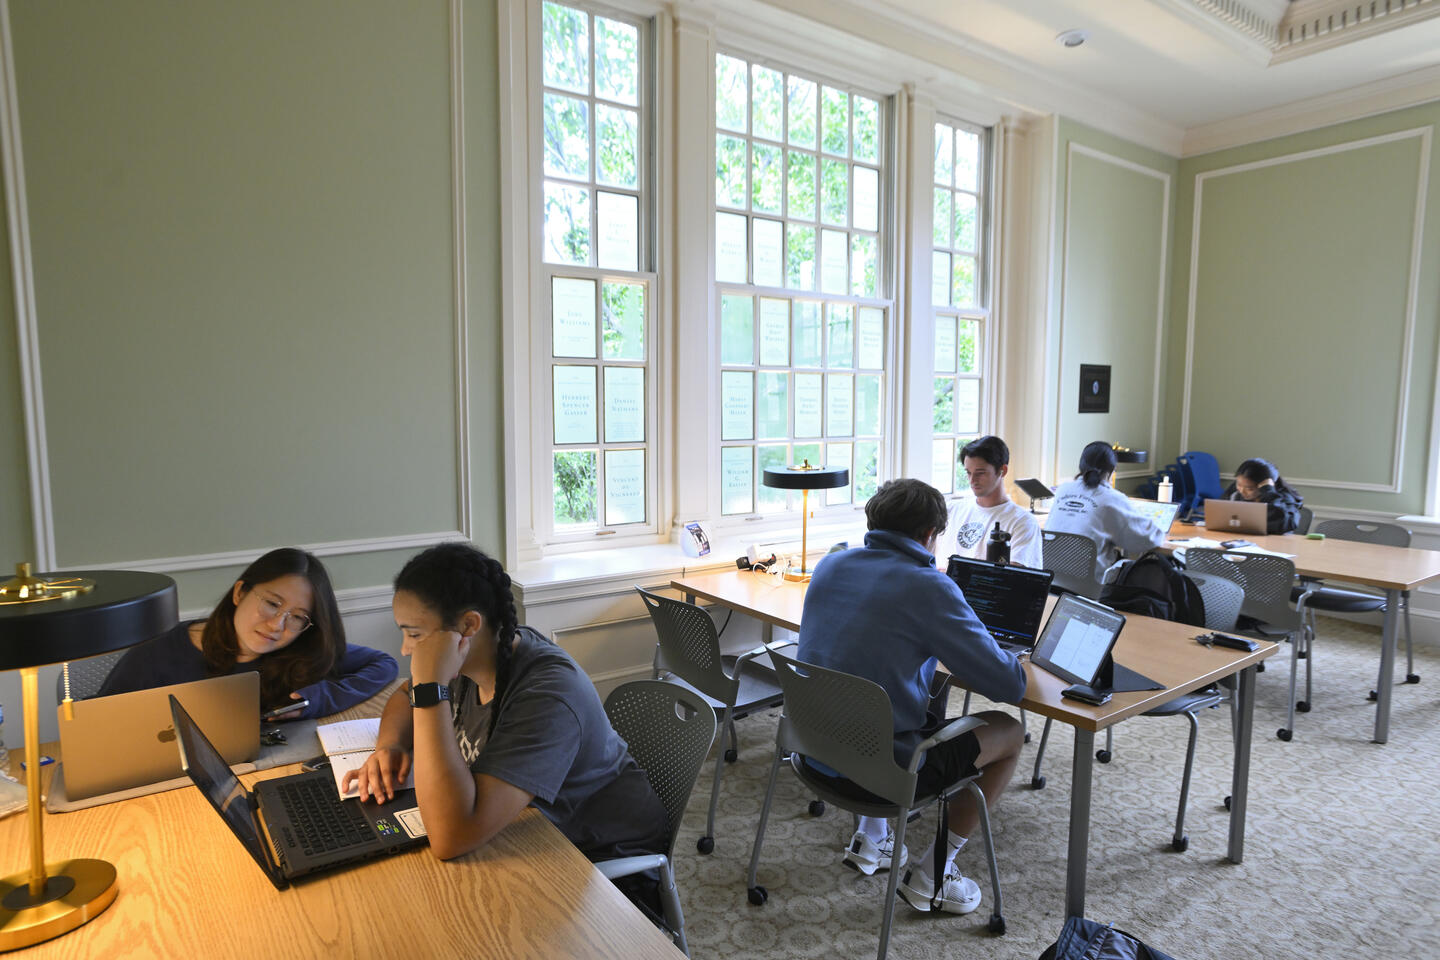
[1112, 447, 1148, 464]
[0, 570, 178, 670]
[762, 465, 849, 490]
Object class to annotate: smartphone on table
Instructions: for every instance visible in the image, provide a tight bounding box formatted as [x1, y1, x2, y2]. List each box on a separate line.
[261, 699, 309, 721]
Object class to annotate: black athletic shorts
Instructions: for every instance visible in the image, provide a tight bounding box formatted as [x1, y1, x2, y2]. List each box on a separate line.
[802, 712, 982, 806]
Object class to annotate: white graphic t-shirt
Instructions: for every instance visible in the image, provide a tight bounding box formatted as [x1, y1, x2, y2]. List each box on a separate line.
[934, 497, 1043, 570]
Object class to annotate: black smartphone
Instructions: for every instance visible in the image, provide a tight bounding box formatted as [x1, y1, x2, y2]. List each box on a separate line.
[261, 699, 309, 720]
[1061, 685, 1112, 706]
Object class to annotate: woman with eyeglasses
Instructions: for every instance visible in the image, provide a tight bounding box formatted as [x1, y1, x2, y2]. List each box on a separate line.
[96, 547, 397, 720]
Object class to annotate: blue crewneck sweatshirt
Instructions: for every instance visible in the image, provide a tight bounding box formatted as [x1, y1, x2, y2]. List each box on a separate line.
[797, 529, 1026, 761]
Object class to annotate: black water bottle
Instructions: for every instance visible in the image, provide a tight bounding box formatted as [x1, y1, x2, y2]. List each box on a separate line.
[986, 522, 1011, 565]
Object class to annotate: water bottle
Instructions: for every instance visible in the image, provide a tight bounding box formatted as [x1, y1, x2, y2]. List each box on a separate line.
[1157, 476, 1173, 503]
[986, 522, 1011, 565]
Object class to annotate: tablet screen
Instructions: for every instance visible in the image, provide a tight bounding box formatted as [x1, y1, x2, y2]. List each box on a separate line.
[1032, 595, 1127, 686]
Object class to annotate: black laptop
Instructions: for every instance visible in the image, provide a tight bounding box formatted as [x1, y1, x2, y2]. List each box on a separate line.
[170, 695, 427, 889]
[945, 555, 1055, 654]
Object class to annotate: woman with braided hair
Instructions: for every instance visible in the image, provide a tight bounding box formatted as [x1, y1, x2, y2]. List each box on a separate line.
[345, 542, 669, 881]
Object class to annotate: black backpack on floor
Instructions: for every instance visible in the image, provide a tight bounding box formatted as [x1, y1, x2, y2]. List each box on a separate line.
[1098, 550, 1205, 627]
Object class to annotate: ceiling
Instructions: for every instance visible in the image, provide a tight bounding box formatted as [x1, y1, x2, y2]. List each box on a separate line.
[857, 0, 1440, 131]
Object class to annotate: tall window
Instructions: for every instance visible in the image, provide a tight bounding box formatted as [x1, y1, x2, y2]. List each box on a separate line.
[930, 119, 987, 494]
[713, 53, 889, 516]
[540, 2, 655, 540]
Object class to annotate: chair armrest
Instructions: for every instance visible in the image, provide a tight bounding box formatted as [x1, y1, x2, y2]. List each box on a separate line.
[595, 853, 669, 881]
[906, 715, 987, 774]
[1293, 583, 1318, 612]
[731, 639, 798, 674]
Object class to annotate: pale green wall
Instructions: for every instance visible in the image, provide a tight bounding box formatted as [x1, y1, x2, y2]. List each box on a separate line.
[1166, 104, 1440, 513]
[1050, 118, 1178, 482]
[0, 0, 504, 607]
[0, 175, 30, 563]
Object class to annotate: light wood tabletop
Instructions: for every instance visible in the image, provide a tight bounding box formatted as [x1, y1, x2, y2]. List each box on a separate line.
[670, 568, 1274, 918]
[1168, 521, 1440, 591]
[3, 681, 684, 959]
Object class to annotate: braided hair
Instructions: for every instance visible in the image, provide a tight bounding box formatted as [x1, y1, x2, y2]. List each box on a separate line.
[393, 543, 521, 736]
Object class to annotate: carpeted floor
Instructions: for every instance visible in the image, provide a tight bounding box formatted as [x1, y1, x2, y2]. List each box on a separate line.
[670, 617, 1440, 959]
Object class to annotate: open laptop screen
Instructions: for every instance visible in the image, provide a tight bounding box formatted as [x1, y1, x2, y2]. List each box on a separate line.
[1127, 497, 1181, 536]
[945, 556, 1054, 648]
[170, 694, 280, 885]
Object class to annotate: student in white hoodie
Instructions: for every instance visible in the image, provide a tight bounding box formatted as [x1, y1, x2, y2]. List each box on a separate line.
[933, 435, 1043, 569]
[1045, 441, 1164, 586]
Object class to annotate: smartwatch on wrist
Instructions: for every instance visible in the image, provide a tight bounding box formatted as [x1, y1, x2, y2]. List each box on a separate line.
[408, 681, 451, 708]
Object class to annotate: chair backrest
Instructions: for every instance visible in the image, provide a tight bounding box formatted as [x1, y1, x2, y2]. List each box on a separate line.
[53, 649, 127, 702]
[1314, 519, 1410, 548]
[766, 649, 911, 805]
[635, 587, 735, 702]
[1181, 451, 1225, 502]
[1184, 571, 1245, 631]
[603, 680, 717, 857]
[1296, 506, 1314, 535]
[1041, 530, 1100, 598]
[1183, 548, 1298, 629]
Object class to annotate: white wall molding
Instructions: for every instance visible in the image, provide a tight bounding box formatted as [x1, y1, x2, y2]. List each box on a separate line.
[4, 3, 474, 574]
[0, 1, 54, 568]
[1053, 142, 1171, 483]
[1182, 61, 1440, 157]
[1180, 126, 1431, 494]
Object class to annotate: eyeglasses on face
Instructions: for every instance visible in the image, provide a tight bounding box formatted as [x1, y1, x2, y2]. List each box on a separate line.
[255, 594, 313, 634]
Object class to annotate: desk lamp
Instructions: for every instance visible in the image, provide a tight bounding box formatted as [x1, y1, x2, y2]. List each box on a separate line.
[0, 562, 176, 951]
[761, 460, 848, 581]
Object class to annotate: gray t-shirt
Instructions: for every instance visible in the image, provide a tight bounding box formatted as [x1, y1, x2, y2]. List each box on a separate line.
[449, 627, 666, 860]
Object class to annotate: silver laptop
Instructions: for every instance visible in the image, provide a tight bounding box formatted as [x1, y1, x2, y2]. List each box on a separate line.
[1127, 497, 1181, 536]
[1203, 498, 1269, 536]
[58, 672, 261, 800]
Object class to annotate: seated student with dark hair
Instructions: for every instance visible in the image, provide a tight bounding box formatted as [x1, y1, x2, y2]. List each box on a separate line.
[933, 435, 1042, 569]
[797, 478, 1025, 916]
[1224, 457, 1304, 534]
[1045, 440, 1165, 586]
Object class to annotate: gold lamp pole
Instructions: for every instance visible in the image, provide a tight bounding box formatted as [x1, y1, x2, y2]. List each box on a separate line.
[760, 460, 850, 583]
[0, 562, 176, 951]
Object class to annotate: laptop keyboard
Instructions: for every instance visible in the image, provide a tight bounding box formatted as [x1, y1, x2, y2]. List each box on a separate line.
[276, 778, 375, 855]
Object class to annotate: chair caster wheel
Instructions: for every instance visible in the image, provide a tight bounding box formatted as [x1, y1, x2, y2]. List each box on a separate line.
[1031, 776, 1046, 790]
[1096, 750, 1111, 764]
[1367, 690, 1378, 702]
[697, 836, 714, 854]
[988, 915, 1006, 935]
[1256, 662, 1265, 673]
[1171, 835, 1189, 852]
[1297, 648, 1308, 659]
[1023, 732, 1032, 744]
[1223, 795, 1231, 811]
[724, 749, 738, 763]
[747, 885, 768, 906]
[1277, 728, 1292, 742]
[1296, 700, 1310, 713]
[1407, 673, 1420, 684]
[808, 800, 826, 816]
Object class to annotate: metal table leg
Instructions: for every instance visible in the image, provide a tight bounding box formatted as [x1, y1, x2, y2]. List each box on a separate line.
[1228, 664, 1255, 862]
[1374, 590, 1398, 744]
[1066, 728, 1095, 918]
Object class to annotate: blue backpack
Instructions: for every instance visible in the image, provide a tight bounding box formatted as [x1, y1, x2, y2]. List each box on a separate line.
[1039, 916, 1180, 960]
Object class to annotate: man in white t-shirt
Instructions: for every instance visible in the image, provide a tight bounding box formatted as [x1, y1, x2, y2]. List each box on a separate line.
[934, 436, 1043, 569]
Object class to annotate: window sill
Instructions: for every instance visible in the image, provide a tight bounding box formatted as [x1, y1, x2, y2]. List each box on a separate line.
[511, 516, 869, 606]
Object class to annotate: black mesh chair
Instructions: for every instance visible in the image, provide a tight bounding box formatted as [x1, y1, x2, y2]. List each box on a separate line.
[636, 587, 798, 855]
[744, 649, 1004, 960]
[1295, 520, 1418, 717]
[53, 649, 126, 702]
[598, 680, 717, 956]
[1041, 531, 1100, 599]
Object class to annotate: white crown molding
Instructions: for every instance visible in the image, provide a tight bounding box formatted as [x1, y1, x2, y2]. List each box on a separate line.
[705, 0, 1186, 156]
[4, 3, 474, 573]
[1182, 60, 1440, 157]
[1180, 126, 1431, 494]
[1054, 143, 1171, 484]
[1274, 0, 1440, 60]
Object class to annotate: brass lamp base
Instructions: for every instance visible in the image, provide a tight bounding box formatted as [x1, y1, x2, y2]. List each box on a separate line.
[0, 859, 117, 951]
[782, 568, 811, 583]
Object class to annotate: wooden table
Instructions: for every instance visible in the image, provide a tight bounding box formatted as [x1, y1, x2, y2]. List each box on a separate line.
[671, 569, 1275, 918]
[3, 682, 683, 959]
[1169, 521, 1440, 743]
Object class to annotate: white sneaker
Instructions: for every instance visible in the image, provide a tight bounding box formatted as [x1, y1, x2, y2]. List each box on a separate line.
[897, 868, 982, 914]
[840, 830, 908, 876]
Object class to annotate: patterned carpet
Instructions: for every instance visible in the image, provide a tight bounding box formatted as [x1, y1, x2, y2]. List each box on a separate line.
[670, 618, 1440, 960]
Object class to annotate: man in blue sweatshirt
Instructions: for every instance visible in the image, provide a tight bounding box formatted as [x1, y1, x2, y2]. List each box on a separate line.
[797, 477, 1026, 915]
